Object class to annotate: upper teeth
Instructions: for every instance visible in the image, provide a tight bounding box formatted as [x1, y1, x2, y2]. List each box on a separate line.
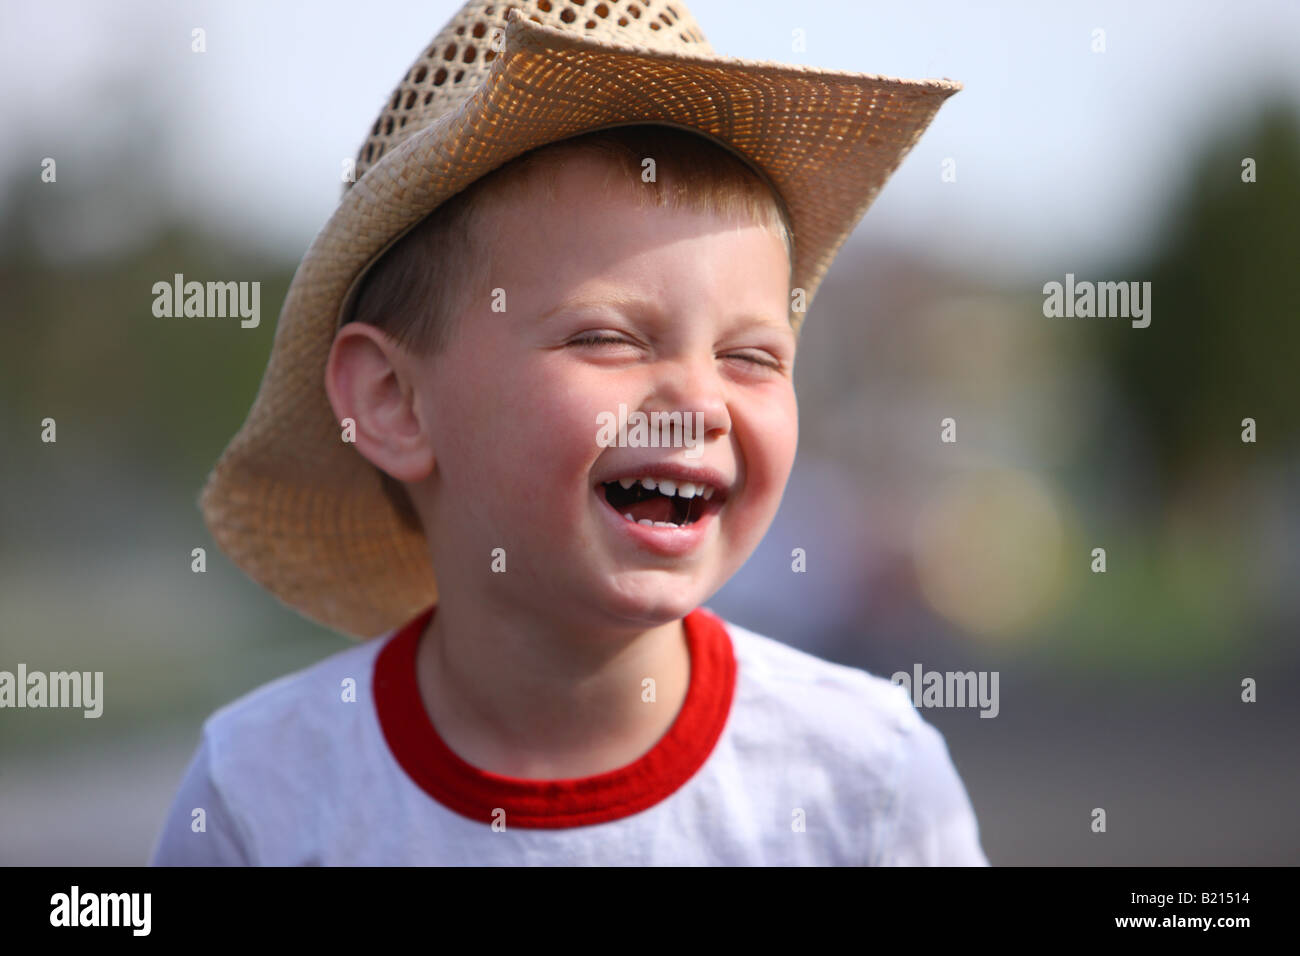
[615, 476, 715, 500]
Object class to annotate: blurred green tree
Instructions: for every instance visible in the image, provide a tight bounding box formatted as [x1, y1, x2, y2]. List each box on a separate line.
[1096, 98, 1300, 485]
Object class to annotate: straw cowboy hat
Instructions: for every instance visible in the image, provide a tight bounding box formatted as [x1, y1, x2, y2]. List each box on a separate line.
[200, 0, 961, 639]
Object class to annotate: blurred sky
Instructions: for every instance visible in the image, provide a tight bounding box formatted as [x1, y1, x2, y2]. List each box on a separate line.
[3, 0, 1300, 277]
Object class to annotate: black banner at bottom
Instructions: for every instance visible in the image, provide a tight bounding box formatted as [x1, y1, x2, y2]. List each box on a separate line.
[4, 865, 1280, 942]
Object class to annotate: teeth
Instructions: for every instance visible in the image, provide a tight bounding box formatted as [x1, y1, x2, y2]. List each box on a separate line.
[625, 515, 683, 529]
[611, 476, 717, 499]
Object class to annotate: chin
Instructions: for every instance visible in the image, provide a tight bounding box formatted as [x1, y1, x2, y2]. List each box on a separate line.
[591, 572, 713, 628]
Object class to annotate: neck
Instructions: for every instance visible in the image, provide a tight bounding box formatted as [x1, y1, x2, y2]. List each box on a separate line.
[414, 596, 691, 779]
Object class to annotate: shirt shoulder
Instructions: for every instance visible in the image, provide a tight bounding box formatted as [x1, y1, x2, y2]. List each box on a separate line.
[720, 615, 919, 742]
[715, 614, 990, 866]
[202, 636, 383, 740]
[172, 636, 389, 864]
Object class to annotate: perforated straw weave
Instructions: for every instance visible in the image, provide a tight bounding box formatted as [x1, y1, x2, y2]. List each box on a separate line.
[200, 0, 961, 638]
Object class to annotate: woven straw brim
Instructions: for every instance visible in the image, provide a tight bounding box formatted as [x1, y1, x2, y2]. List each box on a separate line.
[201, 15, 960, 639]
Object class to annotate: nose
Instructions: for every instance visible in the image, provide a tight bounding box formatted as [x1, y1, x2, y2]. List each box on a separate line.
[643, 349, 731, 443]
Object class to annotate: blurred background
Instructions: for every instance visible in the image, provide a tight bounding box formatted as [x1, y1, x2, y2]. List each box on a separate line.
[2, 0, 1297, 865]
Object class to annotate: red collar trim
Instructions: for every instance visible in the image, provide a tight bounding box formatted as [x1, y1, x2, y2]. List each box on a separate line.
[373, 606, 736, 829]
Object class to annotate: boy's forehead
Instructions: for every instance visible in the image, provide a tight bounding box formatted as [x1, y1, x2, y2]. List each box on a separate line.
[482, 207, 788, 308]
[463, 148, 795, 330]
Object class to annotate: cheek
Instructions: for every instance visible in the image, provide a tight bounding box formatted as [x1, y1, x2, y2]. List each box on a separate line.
[422, 353, 536, 501]
[475, 364, 611, 505]
[738, 388, 799, 501]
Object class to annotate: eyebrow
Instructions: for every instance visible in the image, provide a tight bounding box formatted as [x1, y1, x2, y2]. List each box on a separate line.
[537, 291, 793, 336]
[536, 290, 649, 324]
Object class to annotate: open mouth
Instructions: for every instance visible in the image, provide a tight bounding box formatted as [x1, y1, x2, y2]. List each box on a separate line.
[598, 476, 726, 529]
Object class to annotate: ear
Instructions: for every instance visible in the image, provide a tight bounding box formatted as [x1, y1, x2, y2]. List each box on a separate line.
[324, 323, 434, 483]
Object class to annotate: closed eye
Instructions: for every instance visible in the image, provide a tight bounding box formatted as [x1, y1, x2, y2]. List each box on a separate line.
[725, 350, 783, 370]
[570, 332, 630, 347]
[568, 333, 787, 371]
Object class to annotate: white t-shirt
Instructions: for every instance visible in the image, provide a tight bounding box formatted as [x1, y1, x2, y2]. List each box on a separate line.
[149, 606, 989, 865]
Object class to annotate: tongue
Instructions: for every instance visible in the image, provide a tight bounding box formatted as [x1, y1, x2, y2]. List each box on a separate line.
[625, 494, 677, 524]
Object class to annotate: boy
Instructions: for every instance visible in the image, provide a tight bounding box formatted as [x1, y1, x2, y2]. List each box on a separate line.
[151, 0, 985, 864]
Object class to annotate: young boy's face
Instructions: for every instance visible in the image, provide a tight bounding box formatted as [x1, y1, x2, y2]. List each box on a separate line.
[412, 152, 798, 628]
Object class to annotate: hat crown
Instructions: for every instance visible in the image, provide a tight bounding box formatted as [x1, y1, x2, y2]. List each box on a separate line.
[350, 0, 710, 185]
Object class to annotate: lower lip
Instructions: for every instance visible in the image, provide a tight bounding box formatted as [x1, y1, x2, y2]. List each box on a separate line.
[594, 486, 719, 558]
